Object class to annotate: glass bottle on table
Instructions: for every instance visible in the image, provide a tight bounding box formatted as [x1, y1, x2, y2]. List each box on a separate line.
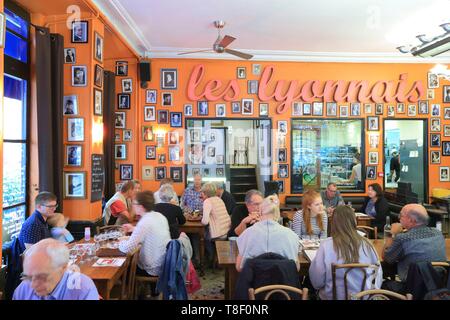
[84, 227, 91, 242]
[383, 216, 392, 242]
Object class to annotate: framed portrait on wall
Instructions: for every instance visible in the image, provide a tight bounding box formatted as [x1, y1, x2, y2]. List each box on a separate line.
[123, 129, 132, 142]
[313, 102, 323, 116]
[67, 118, 84, 142]
[431, 151, 441, 164]
[387, 105, 395, 117]
[161, 69, 177, 89]
[142, 166, 154, 181]
[237, 67, 246, 79]
[184, 104, 193, 116]
[431, 118, 441, 132]
[418, 100, 429, 114]
[162, 93, 173, 106]
[158, 154, 166, 164]
[431, 133, 441, 147]
[443, 141, 450, 156]
[142, 126, 154, 141]
[252, 64, 261, 75]
[431, 104, 440, 116]
[259, 103, 269, 116]
[242, 99, 253, 115]
[366, 166, 377, 180]
[145, 146, 156, 160]
[118, 94, 130, 110]
[350, 103, 360, 116]
[428, 73, 439, 89]
[158, 110, 169, 124]
[64, 171, 86, 199]
[278, 164, 289, 178]
[93, 88, 102, 116]
[146, 89, 157, 103]
[71, 20, 88, 43]
[115, 112, 126, 129]
[94, 32, 103, 62]
[144, 106, 156, 121]
[364, 104, 372, 114]
[155, 167, 167, 181]
[170, 167, 183, 182]
[216, 104, 226, 117]
[115, 61, 128, 76]
[292, 102, 302, 116]
[122, 79, 133, 93]
[120, 164, 133, 180]
[368, 152, 378, 165]
[231, 102, 241, 114]
[407, 104, 417, 116]
[444, 86, 450, 103]
[326, 102, 337, 116]
[115, 144, 126, 160]
[94, 64, 103, 88]
[247, 80, 258, 94]
[170, 112, 182, 127]
[444, 125, 450, 137]
[303, 103, 311, 115]
[65, 145, 82, 167]
[64, 48, 76, 63]
[440, 166, 450, 182]
[277, 180, 284, 194]
[375, 103, 383, 115]
[397, 103, 405, 113]
[339, 105, 349, 117]
[63, 95, 78, 115]
[72, 65, 87, 87]
[169, 146, 180, 161]
[367, 116, 379, 131]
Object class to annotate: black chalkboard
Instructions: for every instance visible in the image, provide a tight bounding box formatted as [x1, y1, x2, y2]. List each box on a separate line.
[91, 154, 104, 202]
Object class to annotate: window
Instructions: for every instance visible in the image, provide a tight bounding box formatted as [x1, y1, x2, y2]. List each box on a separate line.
[291, 119, 363, 193]
[2, 2, 30, 244]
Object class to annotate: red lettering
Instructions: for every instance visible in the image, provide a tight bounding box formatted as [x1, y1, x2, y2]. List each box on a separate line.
[187, 64, 205, 100]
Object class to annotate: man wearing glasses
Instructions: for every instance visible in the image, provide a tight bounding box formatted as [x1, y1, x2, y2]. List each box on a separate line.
[18, 191, 58, 252]
[228, 190, 264, 237]
[320, 183, 344, 216]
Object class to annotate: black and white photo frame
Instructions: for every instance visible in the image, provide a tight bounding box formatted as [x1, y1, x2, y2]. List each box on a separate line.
[72, 65, 87, 87]
[161, 69, 177, 90]
[367, 116, 379, 131]
[120, 164, 133, 180]
[94, 32, 103, 63]
[115, 112, 126, 129]
[115, 61, 128, 76]
[71, 21, 88, 43]
[118, 93, 131, 110]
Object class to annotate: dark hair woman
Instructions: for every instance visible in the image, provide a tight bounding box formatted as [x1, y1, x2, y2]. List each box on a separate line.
[360, 183, 390, 236]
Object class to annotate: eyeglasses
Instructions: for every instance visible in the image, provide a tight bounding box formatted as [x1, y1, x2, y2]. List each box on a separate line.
[327, 189, 337, 193]
[42, 203, 58, 209]
[20, 272, 51, 282]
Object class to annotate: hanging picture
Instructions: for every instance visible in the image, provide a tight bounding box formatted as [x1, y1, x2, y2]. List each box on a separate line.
[115, 112, 126, 129]
[122, 79, 132, 93]
[366, 166, 377, 180]
[339, 105, 349, 117]
[72, 65, 87, 87]
[118, 94, 131, 110]
[142, 166, 154, 180]
[144, 106, 156, 121]
[350, 103, 360, 116]
[120, 164, 133, 180]
[64, 171, 86, 199]
[431, 151, 441, 164]
[375, 103, 383, 115]
[93, 88, 102, 116]
[161, 69, 177, 89]
[231, 102, 241, 114]
[94, 32, 103, 62]
[431, 134, 441, 147]
[259, 103, 269, 116]
[115, 144, 126, 160]
[184, 104, 193, 116]
[65, 145, 82, 167]
[64, 48, 76, 63]
[326, 102, 337, 116]
[162, 92, 173, 106]
[115, 61, 128, 76]
[443, 141, 450, 156]
[123, 130, 132, 142]
[146, 89, 157, 103]
[145, 146, 156, 159]
[71, 20, 88, 43]
[444, 86, 450, 103]
[67, 118, 84, 141]
[407, 104, 417, 116]
[242, 99, 253, 115]
[170, 167, 183, 182]
[368, 152, 378, 165]
[94, 64, 103, 88]
[142, 126, 154, 141]
[155, 167, 167, 180]
[439, 166, 450, 181]
[313, 102, 323, 116]
[237, 67, 246, 79]
[278, 164, 289, 178]
[63, 95, 78, 115]
[428, 73, 439, 89]
[418, 101, 429, 114]
[367, 116, 379, 131]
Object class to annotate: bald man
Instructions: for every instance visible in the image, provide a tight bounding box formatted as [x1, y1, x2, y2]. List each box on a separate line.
[382, 204, 446, 293]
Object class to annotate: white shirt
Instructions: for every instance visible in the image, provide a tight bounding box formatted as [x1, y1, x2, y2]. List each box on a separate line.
[154, 188, 179, 206]
[119, 211, 171, 276]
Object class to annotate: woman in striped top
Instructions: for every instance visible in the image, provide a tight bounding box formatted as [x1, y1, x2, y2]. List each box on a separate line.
[290, 189, 328, 239]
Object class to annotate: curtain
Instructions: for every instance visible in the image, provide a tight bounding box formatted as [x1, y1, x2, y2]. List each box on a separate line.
[103, 70, 116, 200]
[35, 27, 64, 209]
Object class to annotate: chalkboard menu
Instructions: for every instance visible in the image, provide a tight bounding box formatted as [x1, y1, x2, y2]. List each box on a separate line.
[91, 154, 104, 202]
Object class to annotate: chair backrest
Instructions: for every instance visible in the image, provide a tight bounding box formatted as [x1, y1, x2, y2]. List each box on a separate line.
[331, 263, 379, 300]
[431, 262, 450, 287]
[125, 245, 142, 299]
[356, 226, 378, 239]
[248, 284, 309, 300]
[351, 289, 413, 300]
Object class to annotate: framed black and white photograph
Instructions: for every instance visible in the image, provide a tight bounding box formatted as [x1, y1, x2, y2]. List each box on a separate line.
[340, 105, 349, 117]
[158, 154, 166, 164]
[431, 133, 441, 147]
[247, 80, 258, 94]
[118, 93, 130, 110]
[122, 78, 132, 93]
[278, 148, 287, 163]
[162, 93, 173, 106]
[445, 125, 450, 137]
[190, 129, 201, 143]
[94, 32, 103, 62]
[278, 164, 289, 179]
[278, 121, 287, 135]
[115, 61, 128, 76]
[350, 102, 361, 116]
[146, 89, 157, 103]
[203, 168, 210, 177]
[63, 95, 78, 115]
[431, 118, 441, 132]
[444, 86, 450, 103]
[418, 100, 429, 114]
[369, 133, 379, 149]
[115, 144, 126, 160]
[146, 145, 156, 159]
[142, 166, 154, 181]
[65, 145, 82, 167]
[168, 132, 179, 145]
[170, 112, 182, 127]
[303, 103, 311, 115]
[155, 167, 167, 181]
[216, 155, 224, 165]
[292, 102, 302, 116]
[196, 101, 208, 115]
[242, 98, 253, 115]
[216, 104, 226, 117]
[277, 180, 284, 194]
[231, 101, 241, 114]
[216, 167, 224, 177]
[93, 88, 102, 116]
[387, 105, 395, 117]
[71, 65, 87, 86]
[366, 166, 377, 180]
[375, 103, 383, 115]
[259, 103, 269, 116]
[115, 112, 126, 129]
[64, 48, 76, 63]
[408, 104, 417, 116]
[184, 104, 193, 116]
[368, 151, 378, 165]
[431, 104, 440, 116]
[64, 171, 86, 199]
[71, 21, 88, 43]
[237, 67, 246, 79]
[94, 64, 103, 88]
[169, 146, 180, 161]
[397, 103, 405, 114]
[440, 166, 450, 182]
[444, 108, 450, 120]
[67, 118, 84, 142]
[207, 146, 216, 158]
[123, 130, 132, 142]
[115, 133, 121, 142]
[443, 142, 450, 156]
[431, 151, 441, 164]
[161, 69, 177, 89]
[364, 104, 372, 114]
[313, 102, 323, 116]
[367, 116, 379, 131]
[326, 102, 337, 116]
[170, 167, 183, 182]
[120, 164, 133, 180]
[158, 110, 169, 124]
[252, 64, 261, 75]
[428, 89, 435, 100]
[144, 106, 155, 121]
[428, 72, 439, 89]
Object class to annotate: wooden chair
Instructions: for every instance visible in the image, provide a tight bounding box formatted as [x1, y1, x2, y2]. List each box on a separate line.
[134, 273, 160, 299]
[109, 245, 141, 300]
[431, 261, 450, 287]
[356, 226, 378, 239]
[248, 284, 309, 300]
[331, 263, 379, 300]
[351, 289, 413, 300]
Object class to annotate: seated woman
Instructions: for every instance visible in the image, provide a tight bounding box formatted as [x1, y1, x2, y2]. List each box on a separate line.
[154, 184, 186, 239]
[360, 183, 390, 234]
[119, 191, 171, 276]
[309, 205, 383, 300]
[290, 189, 328, 240]
[236, 195, 299, 272]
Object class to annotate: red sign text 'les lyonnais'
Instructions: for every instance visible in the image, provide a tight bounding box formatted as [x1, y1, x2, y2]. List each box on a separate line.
[187, 65, 424, 114]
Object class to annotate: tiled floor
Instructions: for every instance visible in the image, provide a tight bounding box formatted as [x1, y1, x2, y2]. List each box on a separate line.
[189, 268, 225, 300]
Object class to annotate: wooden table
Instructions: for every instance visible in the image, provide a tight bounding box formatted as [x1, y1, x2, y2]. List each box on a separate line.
[216, 239, 450, 300]
[180, 220, 205, 274]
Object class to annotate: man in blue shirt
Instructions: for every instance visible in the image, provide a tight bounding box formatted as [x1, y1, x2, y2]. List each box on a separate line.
[13, 239, 99, 300]
[18, 192, 58, 253]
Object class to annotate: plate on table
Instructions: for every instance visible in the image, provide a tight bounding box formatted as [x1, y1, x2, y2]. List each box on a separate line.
[185, 214, 202, 222]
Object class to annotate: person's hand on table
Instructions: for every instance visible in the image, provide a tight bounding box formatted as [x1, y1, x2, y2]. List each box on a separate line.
[391, 223, 403, 236]
[122, 224, 135, 234]
[243, 212, 260, 225]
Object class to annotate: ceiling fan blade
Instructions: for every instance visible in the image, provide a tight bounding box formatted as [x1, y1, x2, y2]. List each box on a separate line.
[178, 49, 212, 55]
[219, 35, 236, 48]
[224, 48, 253, 60]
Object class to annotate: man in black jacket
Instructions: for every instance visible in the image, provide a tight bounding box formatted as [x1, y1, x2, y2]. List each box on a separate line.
[389, 150, 401, 183]
[216, 182, 236, 216]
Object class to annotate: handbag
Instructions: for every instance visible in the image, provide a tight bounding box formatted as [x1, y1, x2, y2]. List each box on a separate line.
[185, 260, 201, 294]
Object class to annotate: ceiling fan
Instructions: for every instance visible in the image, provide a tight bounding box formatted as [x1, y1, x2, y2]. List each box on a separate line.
[178, 20, 253, 60]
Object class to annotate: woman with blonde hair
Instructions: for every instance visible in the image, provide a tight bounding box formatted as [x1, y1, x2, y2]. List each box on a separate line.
[290, 189, 327, 239]
[309, 205, 382, 300]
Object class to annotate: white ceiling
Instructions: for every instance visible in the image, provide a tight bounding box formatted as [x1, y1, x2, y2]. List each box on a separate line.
[94, 0, 450, 62]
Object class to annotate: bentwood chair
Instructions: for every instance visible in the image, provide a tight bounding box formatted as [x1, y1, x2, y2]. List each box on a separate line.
[331, 263, 379, 300]
[134, 273, 160, 300]
[109, 245, 141, 300]
[351, 289, 413, 300]
[248, 284, 309, 300]
[431, 262, 450, 287]
[356, 226, 378, 239]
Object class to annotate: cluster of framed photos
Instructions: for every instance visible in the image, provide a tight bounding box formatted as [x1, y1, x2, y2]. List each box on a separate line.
[139, 165, 183, 182]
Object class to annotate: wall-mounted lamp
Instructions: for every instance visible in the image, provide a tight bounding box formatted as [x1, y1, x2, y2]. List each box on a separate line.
[92, 121, 104, 144]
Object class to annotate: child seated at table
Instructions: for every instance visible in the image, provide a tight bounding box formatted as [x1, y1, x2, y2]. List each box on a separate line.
[47, 213, 75, 243]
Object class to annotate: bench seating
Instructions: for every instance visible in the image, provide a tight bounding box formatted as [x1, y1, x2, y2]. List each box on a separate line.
[284, 195, 366, 212]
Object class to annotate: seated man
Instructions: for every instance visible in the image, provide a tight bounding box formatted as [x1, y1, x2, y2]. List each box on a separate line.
[13, 239, 99, 300]
[103, 180, 140, 225]
[382, 204, 447, 293]
[18, 192, 58, 252]
[320, 182, 344, 216]
[154, 178, 179, 205]
[215, 182, 236, 216]
[228, 190, 264, 237]
[181, 174, 203, 212]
